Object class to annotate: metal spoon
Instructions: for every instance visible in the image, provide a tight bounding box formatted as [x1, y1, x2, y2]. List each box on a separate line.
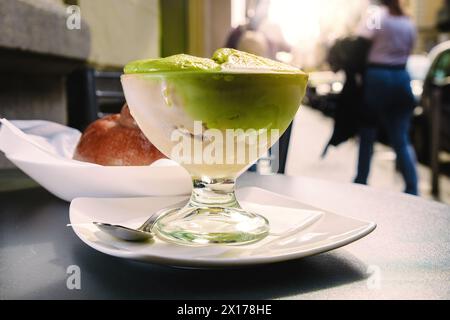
[92, 200, 187, 242]
[93, 213, 159, 242]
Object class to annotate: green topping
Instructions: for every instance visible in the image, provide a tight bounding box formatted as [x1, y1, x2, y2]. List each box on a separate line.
[122, 48, 309, 136]
[212, 48, 300, 73]
[124, 54, 220, 74]
[124, 48, 305, 74]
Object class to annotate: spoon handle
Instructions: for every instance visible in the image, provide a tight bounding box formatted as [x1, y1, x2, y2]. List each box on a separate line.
[138, 200, 188, 232]
[137, 212, 161, 232]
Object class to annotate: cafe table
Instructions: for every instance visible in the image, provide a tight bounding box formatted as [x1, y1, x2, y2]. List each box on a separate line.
[0, 172, 449, 300]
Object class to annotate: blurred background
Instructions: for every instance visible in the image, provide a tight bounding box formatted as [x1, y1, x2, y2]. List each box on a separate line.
[0, 0, 449, 203]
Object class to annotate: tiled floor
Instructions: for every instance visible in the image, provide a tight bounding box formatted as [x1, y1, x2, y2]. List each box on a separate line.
[286, 106, 450, 205]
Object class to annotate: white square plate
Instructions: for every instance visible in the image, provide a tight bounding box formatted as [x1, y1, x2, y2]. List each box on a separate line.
[70, 187, 376, 268]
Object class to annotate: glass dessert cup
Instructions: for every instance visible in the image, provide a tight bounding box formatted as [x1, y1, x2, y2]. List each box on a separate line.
[121, 71, 307, 246]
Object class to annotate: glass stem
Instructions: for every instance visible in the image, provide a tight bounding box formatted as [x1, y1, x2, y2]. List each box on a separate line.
[189, 177, 240, 209]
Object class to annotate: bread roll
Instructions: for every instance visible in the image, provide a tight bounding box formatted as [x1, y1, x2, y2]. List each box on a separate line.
[73, 104, 165, 166]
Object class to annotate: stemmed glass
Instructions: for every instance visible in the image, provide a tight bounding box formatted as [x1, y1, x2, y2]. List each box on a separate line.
[121, 69, 307, 246]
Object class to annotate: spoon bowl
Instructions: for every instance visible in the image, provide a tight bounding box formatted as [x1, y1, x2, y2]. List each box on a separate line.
[93, 222, 154, 242]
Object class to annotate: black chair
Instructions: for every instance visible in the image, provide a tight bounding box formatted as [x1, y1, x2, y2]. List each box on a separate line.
[278, 122, 293, 174]
[249, 122, 293, 175]
[67, 68, 125, 131]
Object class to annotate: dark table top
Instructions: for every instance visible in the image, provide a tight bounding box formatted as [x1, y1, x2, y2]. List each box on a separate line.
[1, 173, 449, 300]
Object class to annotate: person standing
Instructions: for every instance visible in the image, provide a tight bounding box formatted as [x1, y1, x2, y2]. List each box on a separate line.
[355, 0, 419, 195]
[225, 0, 290, 59]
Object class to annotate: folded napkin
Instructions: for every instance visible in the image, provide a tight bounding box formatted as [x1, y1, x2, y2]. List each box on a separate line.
[0, 119, 83, 164]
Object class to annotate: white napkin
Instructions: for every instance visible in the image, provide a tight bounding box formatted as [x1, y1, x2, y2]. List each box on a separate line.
[0, 119, 84, 164]
[0, 119, 192, 201]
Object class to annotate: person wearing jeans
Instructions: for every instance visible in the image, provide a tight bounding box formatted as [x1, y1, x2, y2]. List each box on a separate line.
[355, 0, 419, 195]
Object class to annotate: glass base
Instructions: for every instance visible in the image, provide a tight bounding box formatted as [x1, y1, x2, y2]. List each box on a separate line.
[154, 206, 270, 246]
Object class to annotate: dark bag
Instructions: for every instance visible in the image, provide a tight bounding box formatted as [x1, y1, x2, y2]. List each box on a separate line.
[322, 37, 372, 156]
[328, 36, 371, 73]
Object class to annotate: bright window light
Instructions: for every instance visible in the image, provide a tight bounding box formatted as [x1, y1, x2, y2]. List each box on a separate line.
[268, 0, 321, 46]
[268, 0, 369, 45]
[231, 0, 247, 28]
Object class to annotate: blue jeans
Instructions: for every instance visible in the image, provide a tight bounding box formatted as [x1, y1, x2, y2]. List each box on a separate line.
[355, 67, 419, 195]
